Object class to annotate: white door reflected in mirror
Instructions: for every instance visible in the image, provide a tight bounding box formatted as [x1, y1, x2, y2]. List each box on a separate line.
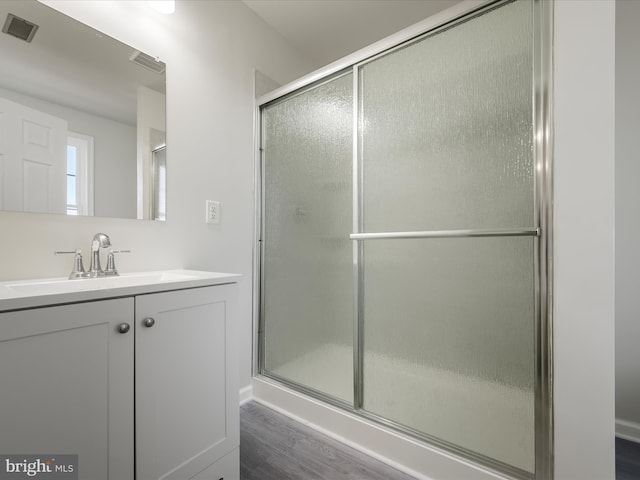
[0, 97, 67, 214]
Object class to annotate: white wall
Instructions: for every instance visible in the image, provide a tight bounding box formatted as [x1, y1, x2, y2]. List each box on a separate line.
[0, 0, 314, 393]
[255, 70, 281, 99]
[615, 0, 640, 442]
[554, 1, 616, 478]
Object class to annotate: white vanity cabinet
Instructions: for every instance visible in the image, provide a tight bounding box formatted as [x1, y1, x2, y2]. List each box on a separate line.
[0, 273, 239, 480]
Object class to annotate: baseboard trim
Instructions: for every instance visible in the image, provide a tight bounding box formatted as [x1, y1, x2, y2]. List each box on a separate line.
[239, 384, 253, 406]
[616, 418, 640, 443]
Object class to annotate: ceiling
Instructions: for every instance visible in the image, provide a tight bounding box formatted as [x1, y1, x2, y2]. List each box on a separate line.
[242, 0, 461, 68]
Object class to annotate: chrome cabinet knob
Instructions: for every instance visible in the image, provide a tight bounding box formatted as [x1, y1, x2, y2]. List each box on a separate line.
[143, 317, 155, 328]
[117, 323, 131, 334]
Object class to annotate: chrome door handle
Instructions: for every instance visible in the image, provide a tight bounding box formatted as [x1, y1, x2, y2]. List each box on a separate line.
[117, 323, 131, 334]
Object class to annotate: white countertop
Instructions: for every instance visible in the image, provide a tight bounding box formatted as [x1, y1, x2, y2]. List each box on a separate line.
[0, 269, 241, 312]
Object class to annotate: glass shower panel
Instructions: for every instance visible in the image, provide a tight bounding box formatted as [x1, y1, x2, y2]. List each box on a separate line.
[261, 73, 353, 403]
[359, 0, 535, 473]
[362, 237, 535, 472]
[359, 0, 533, 233]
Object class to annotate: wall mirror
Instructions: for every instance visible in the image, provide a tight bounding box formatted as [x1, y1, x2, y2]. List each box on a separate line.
[0, 0, 167, 220]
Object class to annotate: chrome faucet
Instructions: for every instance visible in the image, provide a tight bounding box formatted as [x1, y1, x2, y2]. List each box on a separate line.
[56, 233, 129, 279]
[88, 233, 111, 277]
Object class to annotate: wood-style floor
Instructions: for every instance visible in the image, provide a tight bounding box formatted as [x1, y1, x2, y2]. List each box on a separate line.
[240, 400, 640, 480]
[617, 437, 640, 480]
[240, 401, 416, 480]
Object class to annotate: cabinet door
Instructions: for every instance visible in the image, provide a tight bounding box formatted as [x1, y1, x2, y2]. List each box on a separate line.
[0, 298, 134, 480]
[190, 448, 239, 480]
[136, 284, 239, 480]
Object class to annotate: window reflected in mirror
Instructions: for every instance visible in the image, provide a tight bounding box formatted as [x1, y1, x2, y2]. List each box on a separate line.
[66, 133, 94, 216]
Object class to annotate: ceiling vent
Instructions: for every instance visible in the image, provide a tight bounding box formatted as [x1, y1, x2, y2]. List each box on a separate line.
[129, 50, 166, 75]
[2, 13, 39, 43]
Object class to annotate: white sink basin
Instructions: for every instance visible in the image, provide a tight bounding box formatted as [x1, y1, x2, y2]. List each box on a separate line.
[0, 270, 239, 309]
[4, 271, 197, 296]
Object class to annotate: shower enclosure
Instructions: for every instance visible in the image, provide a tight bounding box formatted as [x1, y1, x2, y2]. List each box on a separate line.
[257, 1, 552, 478]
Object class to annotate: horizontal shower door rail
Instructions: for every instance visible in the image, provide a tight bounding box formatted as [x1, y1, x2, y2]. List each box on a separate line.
[350, 227, 540, 241]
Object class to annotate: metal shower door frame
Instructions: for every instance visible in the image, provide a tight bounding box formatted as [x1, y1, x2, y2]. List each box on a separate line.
[254, 1, 554, 478]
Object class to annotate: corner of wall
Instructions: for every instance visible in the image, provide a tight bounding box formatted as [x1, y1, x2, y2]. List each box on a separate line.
[553, 0, 616, 477]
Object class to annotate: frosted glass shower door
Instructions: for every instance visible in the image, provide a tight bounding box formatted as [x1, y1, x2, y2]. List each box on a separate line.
[261, 73, 354, 403]
[357, 0, 536, 473]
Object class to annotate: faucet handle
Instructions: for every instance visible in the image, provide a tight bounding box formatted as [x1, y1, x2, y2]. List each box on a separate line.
[55, 249, 89, 279]
[104, 249, 131, 276]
